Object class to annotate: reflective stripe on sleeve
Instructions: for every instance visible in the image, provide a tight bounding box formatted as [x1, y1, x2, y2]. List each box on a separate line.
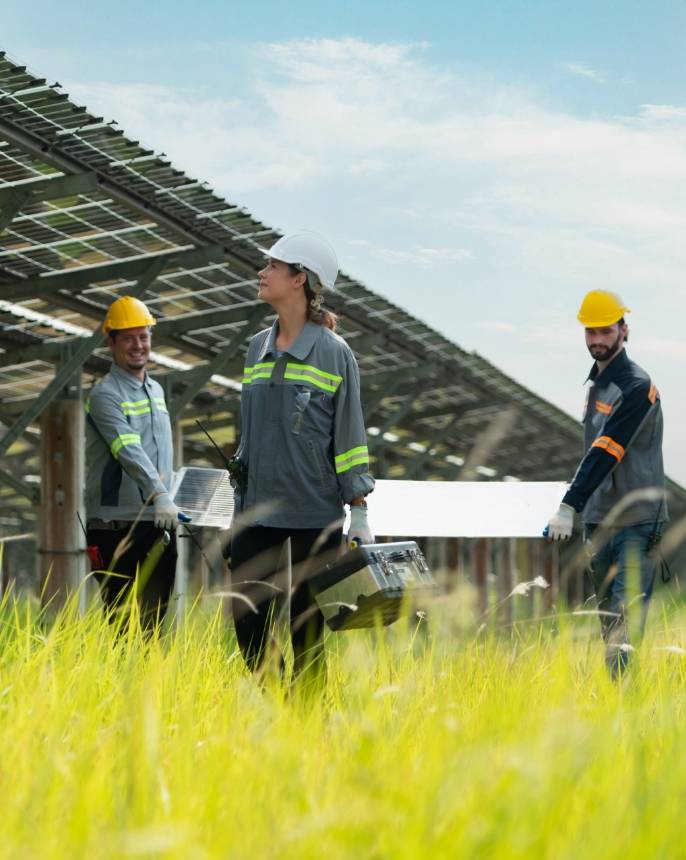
[595, 400, 612, 415]
[648, 384, 659, 404]
[111, 432, 142, 458]
[335, 445, 369, 474]
[591, 435, 625, 462]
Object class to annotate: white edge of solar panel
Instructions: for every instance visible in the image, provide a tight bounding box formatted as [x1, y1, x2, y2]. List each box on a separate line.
[349, 480, 569, 538]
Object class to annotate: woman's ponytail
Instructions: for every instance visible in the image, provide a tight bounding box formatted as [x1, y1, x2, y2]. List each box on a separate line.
[293, 267, 337, 330]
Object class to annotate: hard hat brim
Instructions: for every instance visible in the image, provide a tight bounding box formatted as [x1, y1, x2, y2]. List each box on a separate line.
[578, 307, 631, 327]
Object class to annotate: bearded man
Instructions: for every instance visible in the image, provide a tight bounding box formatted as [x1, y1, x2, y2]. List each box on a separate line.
[544, 290, 667, 675]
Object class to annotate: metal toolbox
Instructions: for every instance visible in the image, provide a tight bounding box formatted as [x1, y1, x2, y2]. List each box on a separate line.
[312, 541, 436, 630]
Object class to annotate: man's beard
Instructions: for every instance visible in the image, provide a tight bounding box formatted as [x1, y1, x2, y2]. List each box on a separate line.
[588, 331, 623, 363]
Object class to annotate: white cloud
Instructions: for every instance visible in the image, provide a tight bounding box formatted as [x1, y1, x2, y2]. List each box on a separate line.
[639, 104, 686, 122]
[639, 338, 686, 360]
[65, 38, 686, 483]
[565, 62, 606, 82]
[348, 159, 386, 176]
[348, 239, 471, 267]
[476, 321, 518, 334]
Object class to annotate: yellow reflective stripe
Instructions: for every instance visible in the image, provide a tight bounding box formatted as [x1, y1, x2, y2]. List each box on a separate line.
[243, 362, 276, 384]
[243, 370, 275, 384]
[244, 362, 276, 373]
[335, 445, 369, 474]
[110, 433, 141, 458]
[286, 362, 342, 384]
[285, 362, 342, 393]
[284, 370, 338, 393]
[118, 397, 167, 414]
[336, 455, 369, 474]
[84, 401, 91, 414]
[335, 445, 369, 465]
[120, 398, 151, 416]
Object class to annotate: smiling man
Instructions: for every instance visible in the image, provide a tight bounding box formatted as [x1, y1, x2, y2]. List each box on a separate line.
[85, 296, 187, 631]
[544, 290, 668, 674]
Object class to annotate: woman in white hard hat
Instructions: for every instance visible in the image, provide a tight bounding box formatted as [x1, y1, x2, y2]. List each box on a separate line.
[229, 231, 375, 686]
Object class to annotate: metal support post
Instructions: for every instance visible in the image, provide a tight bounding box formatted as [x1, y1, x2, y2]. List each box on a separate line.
[472, 537, 489, 616]
[495, 539, 510, 626]
[172, 420, 188, 626]
[445, 537, 460, 591]
[505, 537, 516, 623]
[38, 349, 86, 611]
[528, 539, 541, 618]
[542, 542, 558, 612]
[515, 539, 531, 622]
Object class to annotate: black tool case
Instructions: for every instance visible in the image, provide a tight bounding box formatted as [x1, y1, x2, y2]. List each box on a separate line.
[312, 541, 436, 630]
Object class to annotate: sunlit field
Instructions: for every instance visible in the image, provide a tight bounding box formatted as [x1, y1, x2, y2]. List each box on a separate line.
[1, 581, 685, 860]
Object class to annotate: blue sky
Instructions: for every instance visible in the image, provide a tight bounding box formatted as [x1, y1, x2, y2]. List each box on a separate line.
[4, 2, 686, 482]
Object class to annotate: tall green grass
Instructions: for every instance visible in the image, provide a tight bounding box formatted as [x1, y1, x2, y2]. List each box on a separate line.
[0, 586, 685, 859]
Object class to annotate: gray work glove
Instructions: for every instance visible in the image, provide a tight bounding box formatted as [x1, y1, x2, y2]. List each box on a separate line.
[153, 492, 190, 530]
[348, 505, 374, 548]
[544, 503, 575, 541]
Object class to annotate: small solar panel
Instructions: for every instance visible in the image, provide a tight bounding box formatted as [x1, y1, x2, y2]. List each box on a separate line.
[170, 467, 234, 529]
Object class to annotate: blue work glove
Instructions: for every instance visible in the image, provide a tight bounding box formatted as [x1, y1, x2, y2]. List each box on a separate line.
[348, 505, 374, 548]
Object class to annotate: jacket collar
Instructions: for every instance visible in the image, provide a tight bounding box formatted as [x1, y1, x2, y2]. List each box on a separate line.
[257, 320, 322, 362]
[586, 347, 629, 386]
[109, 361, 148, 387]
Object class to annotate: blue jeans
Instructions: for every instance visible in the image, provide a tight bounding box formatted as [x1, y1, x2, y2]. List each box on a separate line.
[584, 522, 659, 674]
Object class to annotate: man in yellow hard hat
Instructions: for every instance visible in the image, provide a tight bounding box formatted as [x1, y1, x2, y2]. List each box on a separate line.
[84, 296, 190, 630]
[544, 290, 667, 675]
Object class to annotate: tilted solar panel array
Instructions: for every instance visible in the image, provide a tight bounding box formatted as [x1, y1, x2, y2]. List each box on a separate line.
[1, 49, 683, 541]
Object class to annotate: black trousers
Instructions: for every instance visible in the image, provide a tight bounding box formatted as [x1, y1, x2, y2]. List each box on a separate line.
[86, 521, 178, 631]
[229, 524, 343, 678]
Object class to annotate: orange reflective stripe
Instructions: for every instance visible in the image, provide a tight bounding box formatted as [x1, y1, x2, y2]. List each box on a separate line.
[648, 384, 659, 404]
[591, 435, 625, 462]
[595, 400, 612, 415]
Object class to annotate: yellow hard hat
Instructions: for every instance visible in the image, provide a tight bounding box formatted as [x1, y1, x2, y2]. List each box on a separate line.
[577, 290, 630, 327]
[102, 296, 156, 334]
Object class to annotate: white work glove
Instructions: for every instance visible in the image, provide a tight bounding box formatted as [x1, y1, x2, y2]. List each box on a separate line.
[348, 505, 374, 548]
[153, 492, 189, 530]
[544, 503, 575, 541]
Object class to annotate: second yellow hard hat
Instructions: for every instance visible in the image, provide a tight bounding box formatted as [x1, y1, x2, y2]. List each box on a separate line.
[102, 296, 156, 334]
[577, 290, 630, 327]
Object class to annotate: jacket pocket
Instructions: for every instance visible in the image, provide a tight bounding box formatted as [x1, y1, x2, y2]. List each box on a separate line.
[290, 389, 311, 435]
[307, 439, 333, 492]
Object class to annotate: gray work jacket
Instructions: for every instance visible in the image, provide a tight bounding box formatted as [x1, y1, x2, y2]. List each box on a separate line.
[85, 363, 173, 522]
[562, 350, 667, 527]
[236, 321, 375, 528]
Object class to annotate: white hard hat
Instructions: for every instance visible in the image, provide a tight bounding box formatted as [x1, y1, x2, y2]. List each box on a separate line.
[263, 231, 338, 291]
